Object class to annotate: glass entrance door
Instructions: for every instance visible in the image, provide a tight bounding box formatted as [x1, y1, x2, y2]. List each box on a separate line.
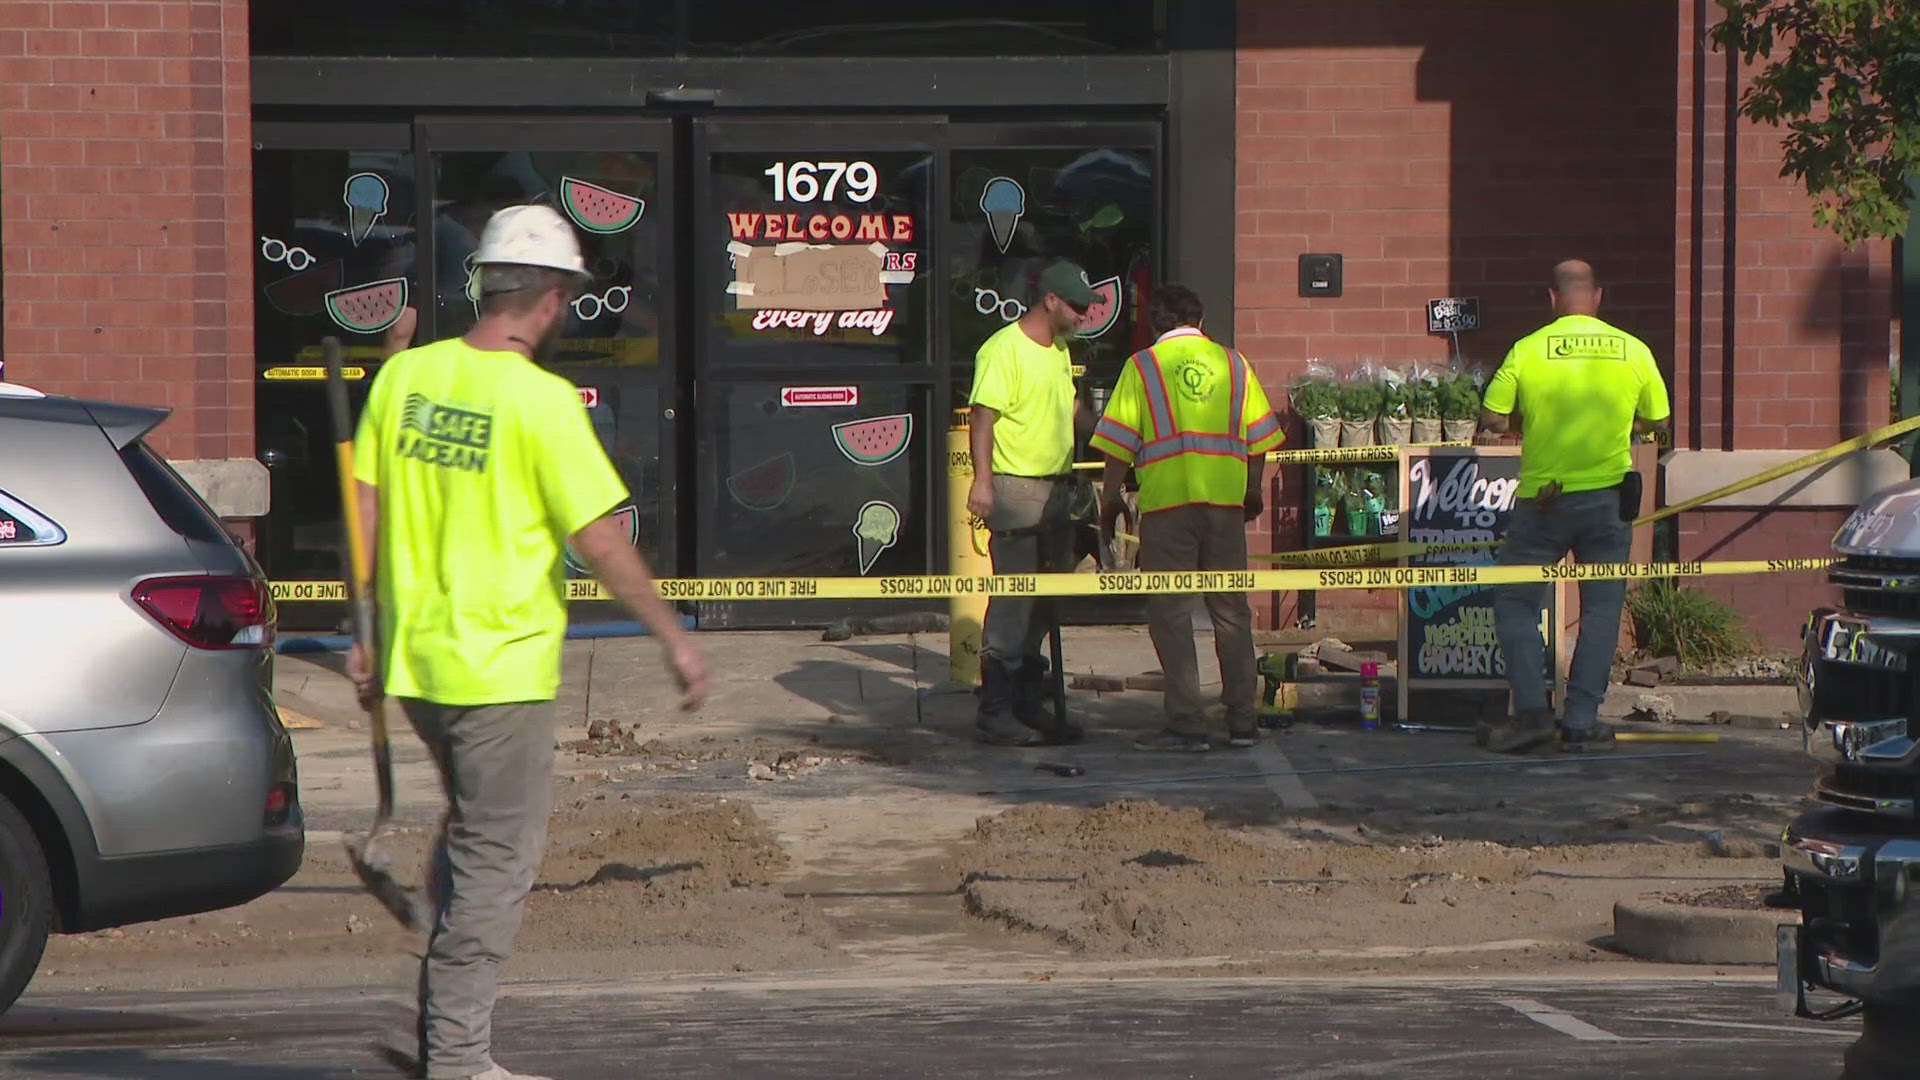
[690, 120, 941, 627]
[417, 118, 680, 607]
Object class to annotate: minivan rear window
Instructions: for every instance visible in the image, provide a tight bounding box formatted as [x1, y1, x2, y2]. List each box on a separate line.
[121, 442, 234, 547]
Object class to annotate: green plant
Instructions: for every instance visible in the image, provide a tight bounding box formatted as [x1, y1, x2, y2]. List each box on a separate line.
[1382, 375, 1414, 420]
[1409, 375, 1441, 419]
[1624, 580, 1756, 666]
[1438, 377, 1481, 421]
[1292, 380, 1339, 419]
[1710, 0, 1920, 243]
[1339, 379, 1384, 421]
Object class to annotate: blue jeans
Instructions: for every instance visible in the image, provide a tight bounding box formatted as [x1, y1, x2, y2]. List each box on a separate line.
[1493, 489, 1630, 731]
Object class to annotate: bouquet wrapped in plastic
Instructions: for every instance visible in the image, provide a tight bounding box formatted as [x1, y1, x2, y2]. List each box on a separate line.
[1311, 466, 1339, 538]
[1376, 364, 1413, 446]
[1290, 359, 1342, 449]
[1439, 362, 1483, 443]
[1408, 362, 1443, 444]
[1338, 363, 1384, 448]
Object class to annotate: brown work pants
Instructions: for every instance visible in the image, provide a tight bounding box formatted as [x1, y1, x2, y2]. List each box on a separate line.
[1139, 505, 1257, 735]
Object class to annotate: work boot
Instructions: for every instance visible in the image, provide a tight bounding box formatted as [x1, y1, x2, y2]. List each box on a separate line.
[1557, 722, 1618, 753]
[976, 658, 1042, 747]
[1484, 708, 1557, 755]
[1225, 722, 1261, 749]
[459, 1065, 555, 1080]
[1014, 655, 1085, 745]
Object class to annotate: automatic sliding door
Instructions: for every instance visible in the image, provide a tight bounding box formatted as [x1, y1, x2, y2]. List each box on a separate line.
[693, 121, 940, 627]
[418, 119, 679, 608]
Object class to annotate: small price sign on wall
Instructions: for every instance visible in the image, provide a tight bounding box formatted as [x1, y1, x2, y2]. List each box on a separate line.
[1426, 297, 1482, 334]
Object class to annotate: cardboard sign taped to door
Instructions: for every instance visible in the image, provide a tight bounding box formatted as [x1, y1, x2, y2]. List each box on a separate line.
[728, 243, 887, 311]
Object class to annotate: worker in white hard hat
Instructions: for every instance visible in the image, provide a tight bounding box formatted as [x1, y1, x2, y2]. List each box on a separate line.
[347, 203, 709, 1080]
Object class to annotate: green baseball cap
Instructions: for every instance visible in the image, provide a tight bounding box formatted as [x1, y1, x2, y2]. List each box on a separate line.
[1037, 260, 1095, 309]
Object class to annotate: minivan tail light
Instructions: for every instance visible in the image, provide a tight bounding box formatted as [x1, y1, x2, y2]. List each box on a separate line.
[133, 575, 275, 650]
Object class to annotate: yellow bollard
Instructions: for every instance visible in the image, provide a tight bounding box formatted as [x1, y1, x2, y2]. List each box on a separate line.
[948, 413, 992, 685]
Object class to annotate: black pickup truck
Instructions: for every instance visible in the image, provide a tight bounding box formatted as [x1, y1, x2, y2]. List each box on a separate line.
[1779, 480, 1920, 1074]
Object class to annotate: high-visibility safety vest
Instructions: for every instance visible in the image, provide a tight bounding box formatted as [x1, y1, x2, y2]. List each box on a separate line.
[1089, 330, 1286, 514]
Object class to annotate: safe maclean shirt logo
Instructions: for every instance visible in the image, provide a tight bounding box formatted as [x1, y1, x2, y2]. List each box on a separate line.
[398, 393, 492, 473]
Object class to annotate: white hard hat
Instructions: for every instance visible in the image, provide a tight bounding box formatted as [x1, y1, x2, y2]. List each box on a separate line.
[471, 204, 588, 277]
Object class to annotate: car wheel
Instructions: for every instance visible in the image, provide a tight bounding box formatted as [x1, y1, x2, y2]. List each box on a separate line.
[0, 795, 52, 1016]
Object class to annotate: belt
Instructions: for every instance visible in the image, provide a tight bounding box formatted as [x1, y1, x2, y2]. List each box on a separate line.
[997, 473, 1074, 483]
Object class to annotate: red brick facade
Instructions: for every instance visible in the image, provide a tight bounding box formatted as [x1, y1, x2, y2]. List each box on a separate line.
[1236, 0, 1895, 647]
[0, 0, 254, 464]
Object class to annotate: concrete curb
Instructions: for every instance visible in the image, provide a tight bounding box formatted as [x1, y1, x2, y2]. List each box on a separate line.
[1612, 896, 1796, 965]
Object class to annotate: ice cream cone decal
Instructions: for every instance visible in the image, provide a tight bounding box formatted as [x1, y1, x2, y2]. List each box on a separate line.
[979, 177, 1025, 254]
[853, 500, 900, 575]
[343, 172, 390, 246]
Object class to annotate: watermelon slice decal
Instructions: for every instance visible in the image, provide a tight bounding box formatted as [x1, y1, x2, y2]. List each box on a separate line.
[1073, 276, 1122, 339]
[725, 452, 796, 512]
[832, 413, 912, 467]
[324, 277, 408, 335]
[263, 259, 344, 317]
[560, 177, 645, 235]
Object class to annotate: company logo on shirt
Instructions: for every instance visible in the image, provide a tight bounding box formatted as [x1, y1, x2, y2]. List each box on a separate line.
[397, 393, 492, 473]
[1547, 335, 1626, 361]
[1172, 360, 1218, 404]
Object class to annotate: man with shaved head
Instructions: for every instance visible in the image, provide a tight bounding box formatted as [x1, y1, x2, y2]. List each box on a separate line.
[1478, 260, 1670, 754]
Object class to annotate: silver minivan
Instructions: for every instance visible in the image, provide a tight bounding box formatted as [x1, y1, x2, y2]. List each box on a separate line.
[0, 385, 304, 1014]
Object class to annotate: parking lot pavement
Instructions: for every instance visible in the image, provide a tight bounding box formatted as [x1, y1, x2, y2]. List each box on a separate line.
[0, 976, 1855, 1079]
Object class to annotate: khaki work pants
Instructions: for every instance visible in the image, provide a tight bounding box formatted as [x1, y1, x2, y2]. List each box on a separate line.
[1139, 505, 1258, 734]
[402, 699, 556, 1080]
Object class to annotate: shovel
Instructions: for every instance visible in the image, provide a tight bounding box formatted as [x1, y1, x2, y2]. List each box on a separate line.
[325, 337, 426, 932]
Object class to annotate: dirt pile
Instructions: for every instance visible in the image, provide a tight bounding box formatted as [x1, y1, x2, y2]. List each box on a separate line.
[957, 801, 1756, 969]
[42, 794, 843, 976]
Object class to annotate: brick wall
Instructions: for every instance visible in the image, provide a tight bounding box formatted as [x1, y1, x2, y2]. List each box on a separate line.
[1673, 0, 1895, 648]
[0, 0, 254, 465]
[1236, 0, 1679, 632]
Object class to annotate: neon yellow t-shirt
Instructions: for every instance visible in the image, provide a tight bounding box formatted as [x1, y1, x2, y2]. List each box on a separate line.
[353, 338, 629, 706]
[968, 322, 1075, 477]
[1482, 313, 1670, 498]
[1089, 332, 1286, 513]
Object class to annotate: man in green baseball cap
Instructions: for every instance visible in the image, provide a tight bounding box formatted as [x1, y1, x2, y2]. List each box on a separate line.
[965, 260, 1094, 746]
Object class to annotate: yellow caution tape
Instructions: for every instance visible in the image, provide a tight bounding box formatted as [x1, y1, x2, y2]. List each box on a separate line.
[1252, 540, 1495, 567]
[272, 557, 1832, 603]
[1632, 413, 1920, 528]
[1071, 442, 1472, 471]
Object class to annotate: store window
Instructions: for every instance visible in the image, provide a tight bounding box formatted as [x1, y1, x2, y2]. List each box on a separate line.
[431, 150, 671, 571]
[687, 0, 1164, 55]
[252, 146, 417, 582]
[702, 149, 932, 370]
[250, 0, 675, 57]
[947, 145, 1156, 396]
[251, 0, 1161, 57]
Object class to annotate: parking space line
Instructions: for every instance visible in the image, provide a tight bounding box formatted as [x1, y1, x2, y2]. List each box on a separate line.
[1495, 997, 1624, 1041]
[1249, 740, 1320, 809]
[1632, 1017, 1854, 1038]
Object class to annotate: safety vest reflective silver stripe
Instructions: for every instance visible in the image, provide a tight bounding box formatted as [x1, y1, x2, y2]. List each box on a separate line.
[1247, 410, 1283, 443]
[1093, 414, 1144, 456]
[1135, 432, 1251, 465]
[1136, 346, 1177, 437]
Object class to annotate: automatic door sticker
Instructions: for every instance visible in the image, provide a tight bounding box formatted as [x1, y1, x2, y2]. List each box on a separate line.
[725, 452, 796, 512]
[979, 177, 1025, 253]
[342, 173, 390, 246]
[853, 501, 900, 575]
[564, 504, 639, 576]
[559, 176, 645, 234]
[832, 413, 912, 466]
